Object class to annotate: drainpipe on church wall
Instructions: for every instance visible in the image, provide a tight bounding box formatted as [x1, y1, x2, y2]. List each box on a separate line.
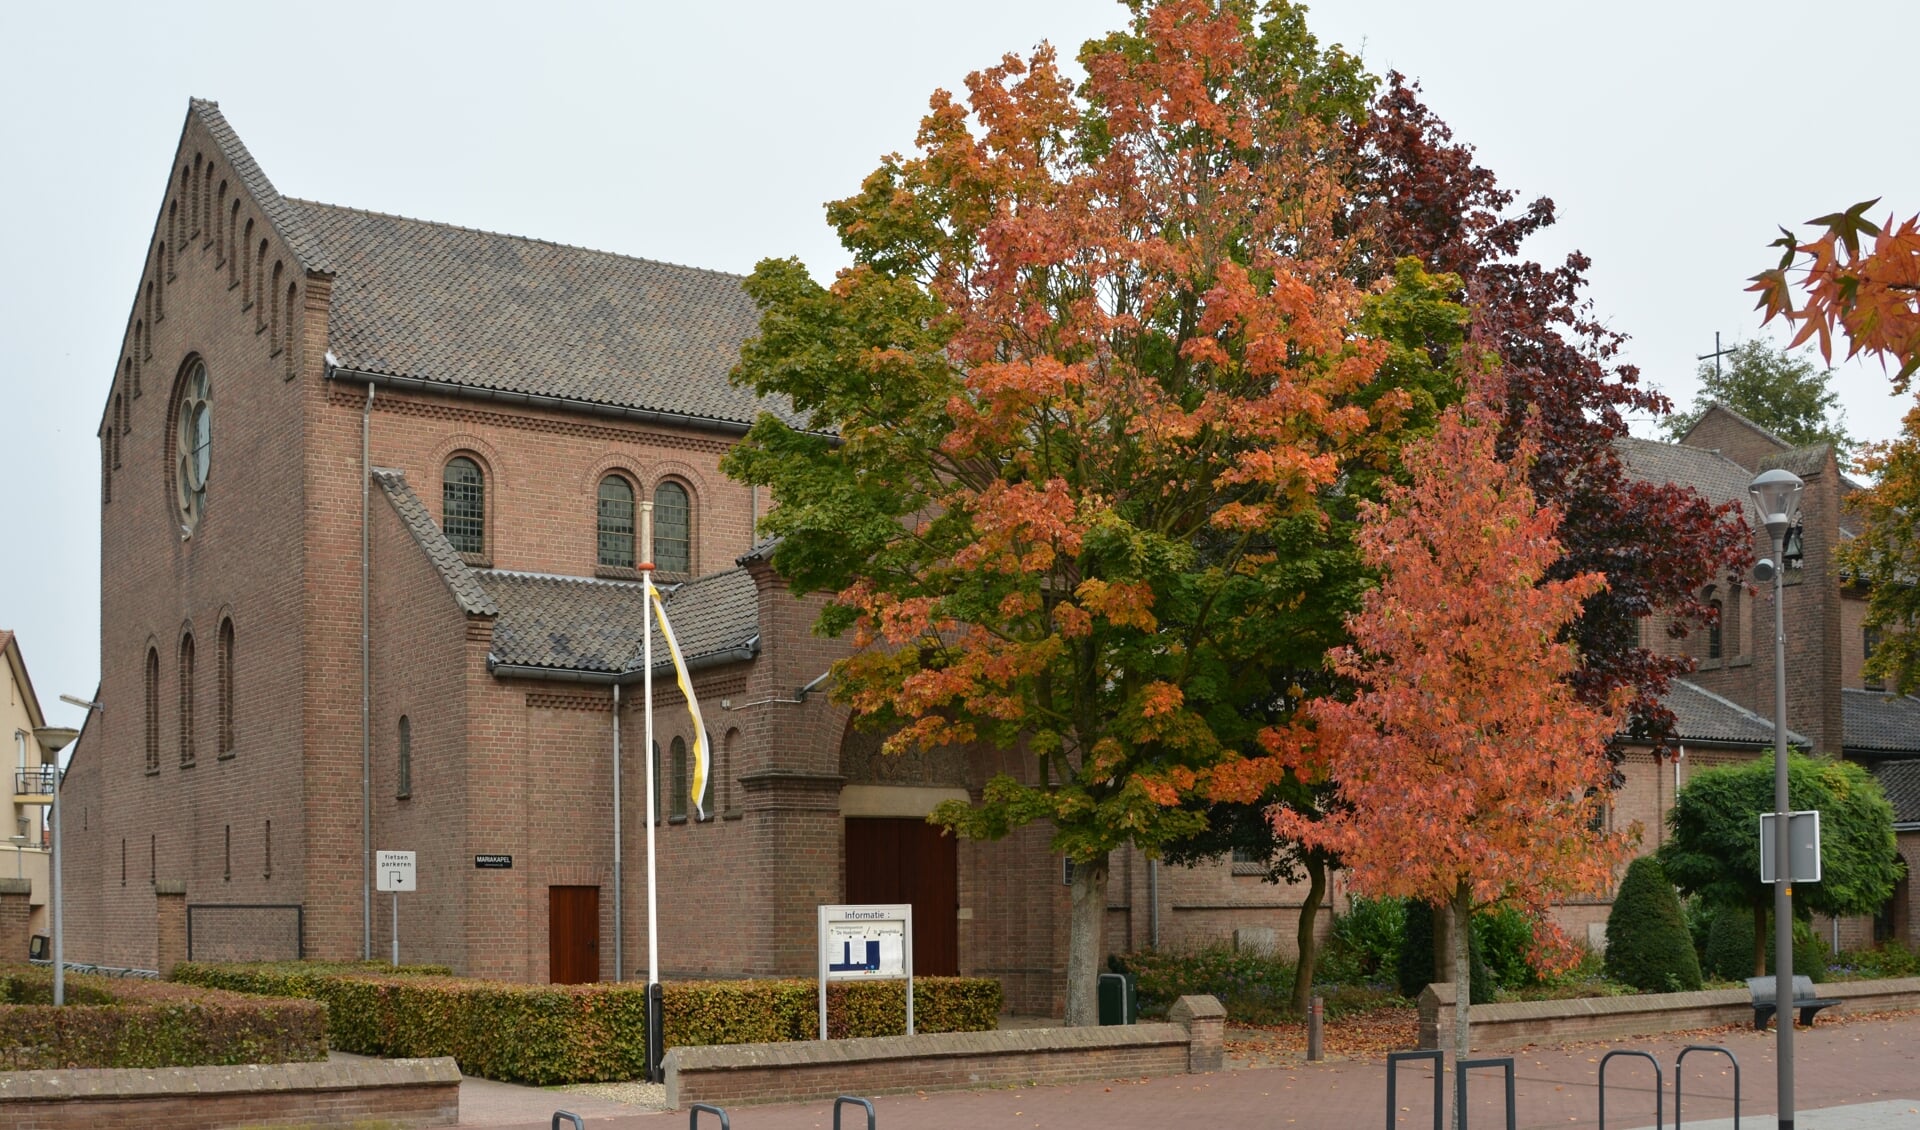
[361, 383, 374, 960]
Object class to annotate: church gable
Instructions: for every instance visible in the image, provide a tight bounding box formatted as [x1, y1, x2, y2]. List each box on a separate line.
[100, 100, 329, 510]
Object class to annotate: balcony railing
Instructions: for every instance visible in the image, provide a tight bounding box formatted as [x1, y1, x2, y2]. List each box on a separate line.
[13, 767, 60, 797]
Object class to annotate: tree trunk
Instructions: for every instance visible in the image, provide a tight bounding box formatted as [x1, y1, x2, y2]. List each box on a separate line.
[1065, 853, 1110, 1027]
[1451, 882, 1473, 1064]
[1753, 900, 1769, 978]
[1289, 853, 1329, 1016]
[1433, 901, 1454, 987]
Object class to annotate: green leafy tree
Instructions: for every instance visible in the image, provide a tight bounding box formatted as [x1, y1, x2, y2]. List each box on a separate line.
[722, 0, 1447, 1025]
[1604, 857, 1703, 992]
[1657, 752, 1900, 976]
[1662, 339, 1857, 465]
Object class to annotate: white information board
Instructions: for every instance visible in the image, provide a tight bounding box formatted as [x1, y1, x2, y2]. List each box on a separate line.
[376, 850, 417, 892]
[818, 903, 913, 1039]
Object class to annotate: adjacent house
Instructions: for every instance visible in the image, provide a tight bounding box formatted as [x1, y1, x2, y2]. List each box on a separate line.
[2, 630, 56, 940]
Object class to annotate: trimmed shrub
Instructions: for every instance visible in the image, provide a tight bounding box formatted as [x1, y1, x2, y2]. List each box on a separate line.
[1111, 944, 1293, 1023]
[1473, 906, 1540, 991]
[1320, 896, 1406, 985]
[172, 962, 1000, 1084]
[1397, 901, 1493, 1004]
[1603, 857, 1703, 992]
[1700, 906, 1831, 983]
[0, 965, 325, 1070]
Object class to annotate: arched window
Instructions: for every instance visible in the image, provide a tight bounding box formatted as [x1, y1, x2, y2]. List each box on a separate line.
[145, 280, 155, 331]
[442, 457, 486, 556]
[190, 156, 202, 240]
[155, 246, 166, 319]
[216, 182, 228, 264]
[217, 617, 235, 757]
[241, 219, 254, 305]
[1707, 598, 1724, 661]
[597, 475, 636, 568]
[137, 317, 148, 364]
[178, 632, 196, 768]
[671, 736, 688, 819]
[270, 261, 284, 351]
[174, 359, 212, 535]
[166, 206, 177, 278]
[254, 241, 268, 329]
[284, 281, 298, 378]
[101, 432, 112, 505]
[111, 395, 123, 469]
[125, 356, 137, 402]
[227, 201, 240, 286]
[652, 481, 690, 574]
[144, 647, 160, 773]
[396, 715, 412, 799]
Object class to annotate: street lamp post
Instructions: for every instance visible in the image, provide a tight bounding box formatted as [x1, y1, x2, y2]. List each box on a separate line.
[31, 725, 78, 1007]
[1750, 467, 1804, 1130]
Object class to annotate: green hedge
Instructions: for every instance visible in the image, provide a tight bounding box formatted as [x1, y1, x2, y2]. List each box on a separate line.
[172, 963, 1001, 1084]
[0, 966, 325, 1070]
[1604, 857, 1703, 993]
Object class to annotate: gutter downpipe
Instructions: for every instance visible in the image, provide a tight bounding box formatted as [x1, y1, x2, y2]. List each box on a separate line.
[613, 683, 622, 983]
[361, 383, 374, 961]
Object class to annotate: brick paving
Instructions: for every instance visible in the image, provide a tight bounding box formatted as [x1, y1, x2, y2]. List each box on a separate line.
[459, 1010, 1920, 1129]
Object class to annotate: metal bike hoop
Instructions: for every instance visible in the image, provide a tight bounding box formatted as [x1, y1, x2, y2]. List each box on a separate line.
[1598, 1049, 1664, 1130]
[1674, 1044, 1740, 1129]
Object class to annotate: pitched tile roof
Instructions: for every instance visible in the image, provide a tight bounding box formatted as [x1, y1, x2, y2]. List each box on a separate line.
[1680, 401, 1792, 452]
[1617, 436, 1756, 511]
[189, 101, 330, 275]
[1869, 759, 1920, 824]
[1844, 689, 1920, 755]
[477, 568, 759, 677]
[371, 469, 498, 617]
[1661, 678, 1808, 748]
[286, 199, 800, 429]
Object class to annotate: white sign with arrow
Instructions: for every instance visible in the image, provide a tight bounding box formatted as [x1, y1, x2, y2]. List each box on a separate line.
[376, 850, 415, 966]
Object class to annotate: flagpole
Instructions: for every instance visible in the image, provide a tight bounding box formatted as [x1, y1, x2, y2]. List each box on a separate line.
[640, 501, 662, 1082]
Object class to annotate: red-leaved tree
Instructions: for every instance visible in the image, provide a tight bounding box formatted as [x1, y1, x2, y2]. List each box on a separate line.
[1270, 380, 1633, 1059]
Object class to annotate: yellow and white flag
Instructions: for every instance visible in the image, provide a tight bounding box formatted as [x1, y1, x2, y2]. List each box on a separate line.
[647, 584, 710, 820]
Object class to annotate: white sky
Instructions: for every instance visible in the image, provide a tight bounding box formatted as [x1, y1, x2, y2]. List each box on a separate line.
[5, 0, 1918, 725]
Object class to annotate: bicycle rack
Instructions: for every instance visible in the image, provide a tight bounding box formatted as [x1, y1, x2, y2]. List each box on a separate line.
[1597, 1049, 1664, 1130]
[834, 1094, 877, 1130]
[1455, 1056, 1517, 1130]
[551, 1114, 585, 1130]
[690, 1102, 731, 1129]
[1385, 1049, 1445, 1130]
[1674, 1044, 1740, 1129]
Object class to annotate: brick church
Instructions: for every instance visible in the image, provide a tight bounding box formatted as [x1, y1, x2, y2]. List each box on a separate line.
[61, 100, 1335, 1012]
[62, 101, 1920, 1006]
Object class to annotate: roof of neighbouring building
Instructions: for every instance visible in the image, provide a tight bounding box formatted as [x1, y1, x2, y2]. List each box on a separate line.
[477, 567, 759, 677]
[287, 198, 801, 430]
[1844, 689, 1920, 756]
[1660, 678, 1808, 748]
[1868, 759, 1920, 824]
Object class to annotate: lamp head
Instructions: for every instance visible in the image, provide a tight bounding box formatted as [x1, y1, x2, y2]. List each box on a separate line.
[1749, 468, 1804, 538]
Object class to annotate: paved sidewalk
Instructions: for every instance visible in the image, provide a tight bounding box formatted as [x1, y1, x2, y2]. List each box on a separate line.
[456, 1011, 1920, 1129]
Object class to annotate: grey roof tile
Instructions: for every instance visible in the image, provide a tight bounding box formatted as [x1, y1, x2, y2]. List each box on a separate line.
[1869, 760, 1920, 824]
[1681, 401, 1792, 452]
[1844, 689, 1920, 755]
[284, 199, 801, 428]
[371, 469, 497, 616]
[477, 568, 759, 677]
[1617, 437, 1756, 511]
[1659, 678, 1808, 748]
[189, 100, 331, 275]
[1761, 443, 1836, 481]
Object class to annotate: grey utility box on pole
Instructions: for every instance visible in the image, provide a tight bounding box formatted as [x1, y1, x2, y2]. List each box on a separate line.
[1758, 811, 1821, 885]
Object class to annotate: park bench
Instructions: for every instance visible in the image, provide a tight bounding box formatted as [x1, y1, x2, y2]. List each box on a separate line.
[1746, 975, 1842, 1030]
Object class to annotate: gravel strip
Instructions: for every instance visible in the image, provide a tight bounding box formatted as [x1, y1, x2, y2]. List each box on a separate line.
[552, 1080, 670, 1109]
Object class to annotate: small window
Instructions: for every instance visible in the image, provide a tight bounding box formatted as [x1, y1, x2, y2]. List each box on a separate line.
[144, 647, 160, 773]
[217, 617, 235, 757]
[1866, 627, 1886, 691]
[652, 481, 690, 574]
[178, 632, 196, 767]
[397, 715, 412, 799]
[597, 476, 636, 569]
[671, 736, 688, 819]
[1708, 599, 1724, 661]
[443, 457, 486, 556]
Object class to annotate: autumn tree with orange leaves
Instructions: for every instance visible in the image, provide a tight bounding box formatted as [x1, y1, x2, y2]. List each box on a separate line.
[1269, 384, 1632, 1059]
[1754, 203, 1920, 694]
[722, 0, 1450, 1024]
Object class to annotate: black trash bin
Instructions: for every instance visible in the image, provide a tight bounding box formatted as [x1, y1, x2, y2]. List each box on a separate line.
[1097, 971, 1138, 1025]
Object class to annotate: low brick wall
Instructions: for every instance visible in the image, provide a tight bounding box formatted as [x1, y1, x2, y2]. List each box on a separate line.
[1419, 976, 1920, 1050]
[666, 994, 1226, 1109]
[0, 1055, 461, 1129]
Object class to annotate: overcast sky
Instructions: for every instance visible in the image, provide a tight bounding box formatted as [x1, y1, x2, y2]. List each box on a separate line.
[5, 0, 1917, 727]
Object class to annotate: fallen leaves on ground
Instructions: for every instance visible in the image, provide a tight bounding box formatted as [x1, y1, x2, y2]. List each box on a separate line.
[1224, 1005, 1419, 1066]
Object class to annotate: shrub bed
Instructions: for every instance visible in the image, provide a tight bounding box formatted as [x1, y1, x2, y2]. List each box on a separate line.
[0, 965, 325, 1069]
[172, 962, 1000, 1084]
